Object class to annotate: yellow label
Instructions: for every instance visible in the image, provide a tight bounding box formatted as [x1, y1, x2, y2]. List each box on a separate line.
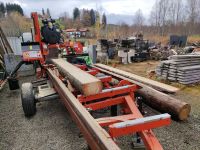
[29, 45, 32, 50]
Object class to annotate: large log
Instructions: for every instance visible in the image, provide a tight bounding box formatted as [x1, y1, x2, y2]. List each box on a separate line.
[137, 87, 191, 121]
[94, 63, 179, 93]
[52, 59, 102, 96]
[93, 66, 191, 121]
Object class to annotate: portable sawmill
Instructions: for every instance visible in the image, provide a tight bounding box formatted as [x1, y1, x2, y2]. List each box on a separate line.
[8, 12, 171, 150]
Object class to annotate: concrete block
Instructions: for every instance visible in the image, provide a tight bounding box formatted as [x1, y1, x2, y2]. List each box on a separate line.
[97, 52, 108, 64]
[118, 50, 128, 64]
[88, 45, 97, 64]
[128, 49, 136, 63]
[122, 57, 128, 64]
[118, 50, 127, 57]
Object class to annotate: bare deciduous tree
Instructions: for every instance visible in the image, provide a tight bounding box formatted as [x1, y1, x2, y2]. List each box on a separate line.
[133, 9, 145, 30]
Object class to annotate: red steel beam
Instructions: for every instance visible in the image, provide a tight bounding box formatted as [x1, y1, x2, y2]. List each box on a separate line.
[47, 69, 120, 150]
[86, 70, 99, 76]
[84, 96, 125, 111]
[109, 116, 170, 138]
[97, 76, 112, 83]
[78, 85, 137, 103]
[96, 114, 135, 127]
[123, 96, 166, 150]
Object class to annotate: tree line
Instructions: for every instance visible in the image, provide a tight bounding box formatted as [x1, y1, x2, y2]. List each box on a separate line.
[149, 0, 200, 35]
[73, 7, 107, 27]
[1, 0, 200, 40]
[132, 0, 200, 36]
[0, 2, 24, 17]
[59, 7, 107, 29]
[42, 8, 51, 17]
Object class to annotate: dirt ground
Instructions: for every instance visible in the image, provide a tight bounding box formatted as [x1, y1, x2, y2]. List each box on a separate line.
[115, 61, 200, 149]
[115, 60, 200, 115]
[0, 61, 200, 150]
[0, 77, 88, 150]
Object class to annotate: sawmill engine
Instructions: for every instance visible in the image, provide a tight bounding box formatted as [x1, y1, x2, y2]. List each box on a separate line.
[41, 18, 62, 44]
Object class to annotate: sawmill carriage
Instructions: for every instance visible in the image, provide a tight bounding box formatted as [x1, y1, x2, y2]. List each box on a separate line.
[7, 12, 191, 150]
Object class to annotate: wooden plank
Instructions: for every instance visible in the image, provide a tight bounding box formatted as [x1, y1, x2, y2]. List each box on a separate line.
[52, 59, 102, 96]
[178, 65, 200, 71]
[94, 63, 179, 93]
[0, 26, 13, 53]
[172, 58, 200, 62]
[169, 55, 200, 59]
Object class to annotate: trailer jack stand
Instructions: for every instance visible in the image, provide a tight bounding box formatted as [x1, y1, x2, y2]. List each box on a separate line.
[132, 133, 145, 150]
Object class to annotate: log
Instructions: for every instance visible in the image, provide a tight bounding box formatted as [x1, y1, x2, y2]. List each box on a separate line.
[94, 63, 179, 93]
[93, 66, 191, 121]
[0, 26, 13, 53]
[137, 87, 191, 121]
[52, 59, 102, 96]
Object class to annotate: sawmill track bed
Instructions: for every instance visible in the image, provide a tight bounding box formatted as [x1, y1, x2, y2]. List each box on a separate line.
[0, 61, 200, 149]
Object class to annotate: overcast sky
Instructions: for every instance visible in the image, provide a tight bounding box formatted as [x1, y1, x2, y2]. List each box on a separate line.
[3, 0, 156, 24]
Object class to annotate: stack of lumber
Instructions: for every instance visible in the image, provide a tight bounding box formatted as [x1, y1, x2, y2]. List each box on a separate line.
[94, 63, 191, 121]
[156, 55, 200, 84]
[52, 59, 103, 96]
[0, 26, 13, 90]
[0, 27, 13, 68]
[0, 26, 13, 59]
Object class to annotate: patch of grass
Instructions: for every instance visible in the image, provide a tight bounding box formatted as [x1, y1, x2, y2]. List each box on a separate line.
[188, 35, 200, 43]
[144, 34, 200, 45]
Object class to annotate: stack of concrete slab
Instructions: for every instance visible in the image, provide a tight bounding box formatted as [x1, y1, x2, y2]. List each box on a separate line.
[128, 49, 135, 63]
[118, 50, 128, 64]
[96, 40, 108, 63]
[118, 49, 136, 64]
[156, 55, 200, 84]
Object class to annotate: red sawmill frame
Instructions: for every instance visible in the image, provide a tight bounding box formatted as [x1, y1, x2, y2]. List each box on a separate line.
[26, 12, 171, 150]
[47, 64, 171, 150]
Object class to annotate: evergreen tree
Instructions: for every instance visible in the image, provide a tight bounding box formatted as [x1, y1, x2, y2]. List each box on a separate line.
[47, 8, 51, 17]
[42, 8, 45, 15]
[73, 7, 80, 20]
[90, 9, 95, 26]
[102, 13, 107, 28]
[6, 3, 24, 16]
[17, 4, 23, 15]
[0, 2, 5, 18]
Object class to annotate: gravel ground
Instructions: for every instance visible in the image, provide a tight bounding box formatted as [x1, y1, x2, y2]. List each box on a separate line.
[0, 74, 200, 150]
[115, 61, 200, 150]
[0, 76, 87, 150]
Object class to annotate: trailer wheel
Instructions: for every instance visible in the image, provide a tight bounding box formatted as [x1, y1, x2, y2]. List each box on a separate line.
[21, 83, 36, 117]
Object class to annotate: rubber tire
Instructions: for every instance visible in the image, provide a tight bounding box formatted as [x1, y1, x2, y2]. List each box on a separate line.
[21, 83, 36, 117]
